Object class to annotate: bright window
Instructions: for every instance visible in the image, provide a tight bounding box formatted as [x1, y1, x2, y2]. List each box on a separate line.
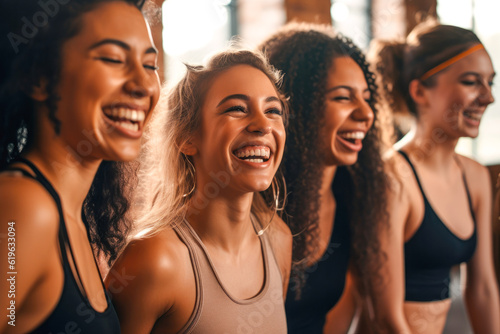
[438, 0, 500, 165]
[162, 0, 233, 87]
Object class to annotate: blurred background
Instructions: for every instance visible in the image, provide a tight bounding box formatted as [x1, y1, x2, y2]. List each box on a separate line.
[147, 1, 500, 332]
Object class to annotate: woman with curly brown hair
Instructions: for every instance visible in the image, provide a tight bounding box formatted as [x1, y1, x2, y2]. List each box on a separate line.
[107, 49, 292, 333]
[259, 23, 389, 333]
[364, 20, 500, 333]
[0, 0, 160, 333]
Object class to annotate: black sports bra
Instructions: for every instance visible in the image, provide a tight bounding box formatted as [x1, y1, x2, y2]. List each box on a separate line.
[399, 151, 477, 302]
[5, 158, 121, 333]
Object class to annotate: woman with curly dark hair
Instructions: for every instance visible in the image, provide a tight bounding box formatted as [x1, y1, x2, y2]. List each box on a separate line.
[259, 23, 388, 333]
[361, 20, 500, 333]
[0, 0, 160, 332]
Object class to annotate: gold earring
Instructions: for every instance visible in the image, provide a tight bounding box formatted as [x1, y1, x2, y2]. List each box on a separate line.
[255, 176, 282, 236]
[183, 156, 196, 198]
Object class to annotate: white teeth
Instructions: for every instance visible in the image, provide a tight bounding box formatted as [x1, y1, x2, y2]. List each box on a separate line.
[104, 108, 146, 123]
[464, 112, 481, 121]
[235, 147, 271, 160]
[117, 121, 139, 132]
[340, 131, 365, 140]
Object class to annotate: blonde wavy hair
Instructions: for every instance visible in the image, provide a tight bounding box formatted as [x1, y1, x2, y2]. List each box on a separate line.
[133, 48, 288, 238]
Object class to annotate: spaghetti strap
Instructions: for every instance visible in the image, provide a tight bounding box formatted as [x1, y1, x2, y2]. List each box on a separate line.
[398, 150, 426, 195]
[11, 157, 89, 298]
[453, 156, 477, 224]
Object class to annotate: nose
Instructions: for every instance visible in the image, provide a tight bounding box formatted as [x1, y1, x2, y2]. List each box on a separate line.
[352, 99, 374, 124]
[479, 82, 494, 105]
[124, 62, 159, 99]
[246, 109, 272, 135]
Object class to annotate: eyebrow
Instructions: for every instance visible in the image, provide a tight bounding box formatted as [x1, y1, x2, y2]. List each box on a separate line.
[216, 94, 280, 107]
[88, 38, 157, 54]
[326, 85, 370, 93]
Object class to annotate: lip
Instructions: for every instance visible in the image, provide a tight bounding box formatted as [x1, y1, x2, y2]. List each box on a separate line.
[336, 129, 367, 152]
[462, 109, 483, 128]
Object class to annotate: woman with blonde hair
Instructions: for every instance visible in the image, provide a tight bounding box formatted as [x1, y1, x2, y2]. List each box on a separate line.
[107, 49, 292, 333]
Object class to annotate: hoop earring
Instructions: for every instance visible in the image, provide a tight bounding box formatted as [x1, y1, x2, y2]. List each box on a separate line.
[255, 175, 282, 236]
[183, 156, 196, 198]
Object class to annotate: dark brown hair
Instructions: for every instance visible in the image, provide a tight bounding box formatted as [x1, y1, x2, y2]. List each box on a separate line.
[369, 20, 482, 118]
[260, 22, 389, 296]
[0, 0, 148, 264]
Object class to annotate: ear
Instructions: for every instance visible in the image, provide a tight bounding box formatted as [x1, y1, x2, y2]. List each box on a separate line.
[408, 79, 428, 107]
[180, 140, 198, 156]
[30, 78, 49, 102]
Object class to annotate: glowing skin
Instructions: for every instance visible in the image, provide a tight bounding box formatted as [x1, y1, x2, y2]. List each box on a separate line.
[190, 64, 286, 195]
[418, 48, 495, 140]
[321, 56, 374, 166]
[52, 1, 160, 162]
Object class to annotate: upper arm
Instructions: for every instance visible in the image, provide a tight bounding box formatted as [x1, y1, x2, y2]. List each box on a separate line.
[371, 158, 413, 320]
[463, 160, 498, 290]
[105, 233, 180, 334]
[268, 214, 292, 299]
[0, 177, 59, 332]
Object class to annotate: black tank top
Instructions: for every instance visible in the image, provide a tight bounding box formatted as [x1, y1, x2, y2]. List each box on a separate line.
[285, 191, 351, 333]
[5, 158, 121, 333]
[399, 151, 477, 301]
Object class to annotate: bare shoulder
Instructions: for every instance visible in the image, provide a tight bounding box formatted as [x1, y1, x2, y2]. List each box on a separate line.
[0, 174, 59, 245]
[384, 152, 418, 201]
[456, 154, 490, 184]
[268, 214, 292, 287]
[110, 227, 191, 286]
[455, 154, 491, 204]
[269, 213, 292, 244]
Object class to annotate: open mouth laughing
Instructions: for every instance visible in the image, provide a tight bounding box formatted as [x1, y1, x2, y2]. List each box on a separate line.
[233, 145, 271, 163]
[102, 105, 147, 135]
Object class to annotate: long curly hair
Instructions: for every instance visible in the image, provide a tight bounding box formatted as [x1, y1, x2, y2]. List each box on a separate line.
[259, 23, 389, 295]
[0, 0, 148, 264]
[134, 49, 288, 237]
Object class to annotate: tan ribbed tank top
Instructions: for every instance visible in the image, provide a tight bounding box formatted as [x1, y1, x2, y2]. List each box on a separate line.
[173, 219, 287, 334]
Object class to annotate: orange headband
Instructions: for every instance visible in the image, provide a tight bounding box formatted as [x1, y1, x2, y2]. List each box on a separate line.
[420, 44, 484, 81]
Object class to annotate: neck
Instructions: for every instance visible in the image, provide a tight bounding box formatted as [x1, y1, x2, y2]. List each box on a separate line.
[25, 134, 102, 222]
[320, 165, 337, 199]
[401, 121, 459, 170]
[186, 191, 256, 252]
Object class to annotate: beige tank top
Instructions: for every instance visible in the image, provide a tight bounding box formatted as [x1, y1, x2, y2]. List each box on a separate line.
[173, 219, 287, 334]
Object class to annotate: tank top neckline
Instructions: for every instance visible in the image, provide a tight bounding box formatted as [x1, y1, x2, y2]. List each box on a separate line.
[10, 157, 113, 315]
[181, 218, 271, 305]
[398, 150, 476, 242]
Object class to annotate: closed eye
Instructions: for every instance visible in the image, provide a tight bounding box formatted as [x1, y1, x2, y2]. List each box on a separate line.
[97, 57, 123, 64]
[461, 80, 477, 86]
[332, 96, 350, 101]
[144, 64, 159, 71]
[266, 107, 283, 116]
[224, 105, 246, 113]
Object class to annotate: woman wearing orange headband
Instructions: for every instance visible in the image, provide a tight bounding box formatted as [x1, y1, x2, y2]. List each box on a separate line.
[361, 20, 500, 333]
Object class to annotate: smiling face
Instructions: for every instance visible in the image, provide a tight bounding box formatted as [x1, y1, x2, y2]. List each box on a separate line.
[189, 64, 286, 195]
[419, 47, 495, 139]
[49, 1, 160, 162]
[320, 56, 374, 166]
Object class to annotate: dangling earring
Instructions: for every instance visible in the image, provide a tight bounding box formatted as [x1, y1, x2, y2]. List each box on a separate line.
[183, 156, 196, 198]
[255, 175, 282, 236]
